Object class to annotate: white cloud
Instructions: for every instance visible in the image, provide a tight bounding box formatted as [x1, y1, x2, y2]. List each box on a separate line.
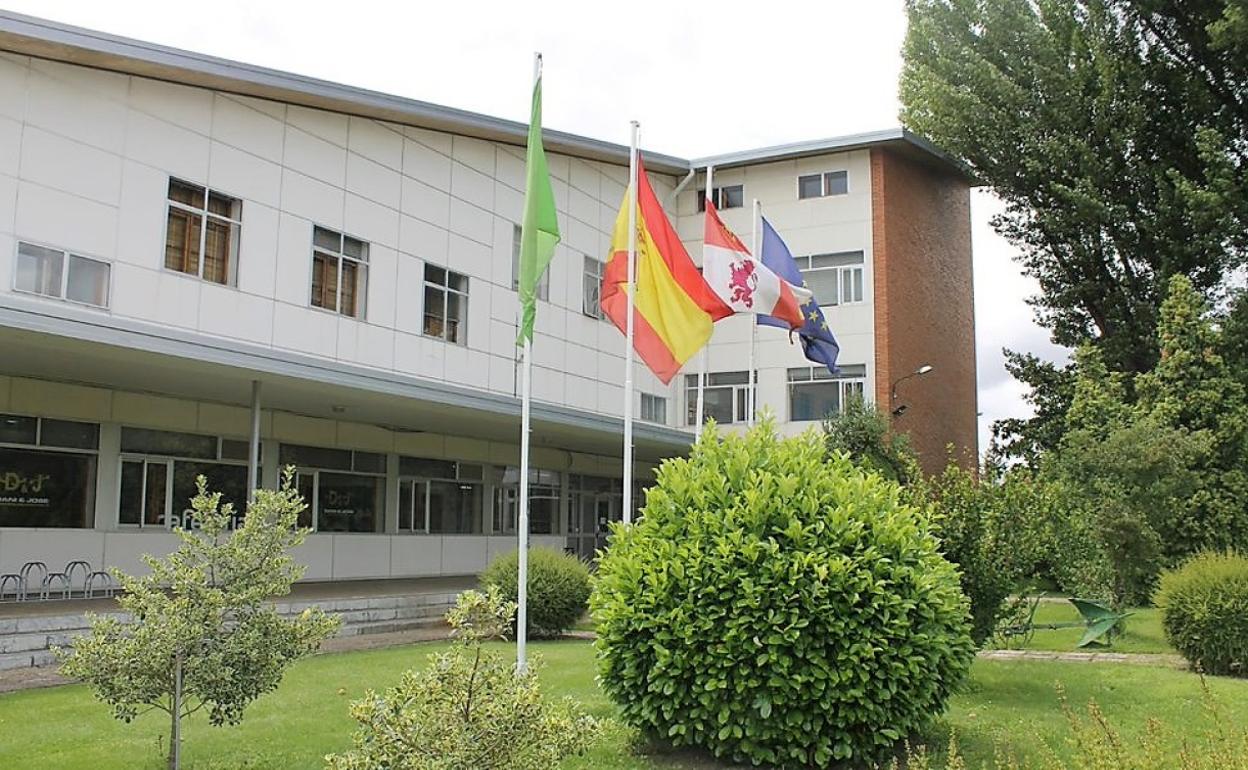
[10, 0, 1069, 448]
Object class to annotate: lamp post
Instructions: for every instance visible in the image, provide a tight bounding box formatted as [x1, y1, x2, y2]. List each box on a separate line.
[890, 365, 933, 416]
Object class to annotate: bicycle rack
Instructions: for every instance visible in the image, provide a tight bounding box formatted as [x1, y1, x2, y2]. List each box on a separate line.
[64, 561, 92, 597]
[40, 572, 71, 601]
[84, 571, 115, 599]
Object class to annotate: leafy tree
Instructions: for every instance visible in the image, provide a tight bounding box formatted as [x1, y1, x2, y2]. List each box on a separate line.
[59, 473, 340, 770]
[822, 396, 922, 485]
[903, 0, 1248, 460]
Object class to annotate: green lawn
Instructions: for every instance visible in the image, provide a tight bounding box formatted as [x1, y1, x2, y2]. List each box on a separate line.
[1, 639, 1244, 769]
[1002, 602, 1173, 655]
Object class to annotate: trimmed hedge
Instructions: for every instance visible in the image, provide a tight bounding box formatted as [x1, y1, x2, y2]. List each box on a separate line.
[481, 547, 591, 637]
[591, 421, 975, 767]
[1156, 551, 1248, 677]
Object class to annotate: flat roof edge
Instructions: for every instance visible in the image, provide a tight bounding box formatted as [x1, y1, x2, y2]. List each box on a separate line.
[0, 11, 692, 174]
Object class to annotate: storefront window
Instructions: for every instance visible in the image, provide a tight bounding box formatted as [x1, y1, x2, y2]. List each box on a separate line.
[315, 472, 384, 533]
[0, 447, 96, 528]
[117, 427, 252, 529]
[493, 467, 561, 535]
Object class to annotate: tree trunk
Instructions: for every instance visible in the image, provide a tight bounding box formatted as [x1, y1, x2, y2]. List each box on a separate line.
[168, 653, 182, 770]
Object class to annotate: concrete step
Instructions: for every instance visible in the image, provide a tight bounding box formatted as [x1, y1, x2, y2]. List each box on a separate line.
[0, 648, 58, 672]
[337, 616, 447, 638]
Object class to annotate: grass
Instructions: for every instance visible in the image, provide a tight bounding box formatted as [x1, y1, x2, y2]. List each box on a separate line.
[1000, 601, 1173, 655]
[1, 639, 1245, 769]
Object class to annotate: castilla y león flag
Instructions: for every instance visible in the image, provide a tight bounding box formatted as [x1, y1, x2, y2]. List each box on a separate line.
[601, 154, 732, 384]
[702, 199, 807, 328]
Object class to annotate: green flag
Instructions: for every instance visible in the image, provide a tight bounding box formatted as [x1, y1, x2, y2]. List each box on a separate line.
[517, 72, 560, 345]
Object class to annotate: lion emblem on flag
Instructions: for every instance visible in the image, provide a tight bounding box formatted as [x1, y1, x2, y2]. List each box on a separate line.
[728, 259, 758, 308]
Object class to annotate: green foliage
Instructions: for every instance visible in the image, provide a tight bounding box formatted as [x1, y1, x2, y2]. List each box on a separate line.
[591, 420, 975, 767]
[1155, 551, 1248, 677]
[480, 547, 591, 637]
[925, 464, 1047, 645]
[903, 0, 1248, 463]
[325, 586, 600, 770]
[57, 471, 340, 769]
[822, 396, 921, 485]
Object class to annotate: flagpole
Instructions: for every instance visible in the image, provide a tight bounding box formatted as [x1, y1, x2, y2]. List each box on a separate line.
[749, 197, 759, 425]
[695, 165, 713, 437]
[622, 120, 639, 525]
[515, 51, 541, 676]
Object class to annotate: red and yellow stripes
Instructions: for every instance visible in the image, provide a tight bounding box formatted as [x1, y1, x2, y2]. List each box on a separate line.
[601, 155, 732, 384]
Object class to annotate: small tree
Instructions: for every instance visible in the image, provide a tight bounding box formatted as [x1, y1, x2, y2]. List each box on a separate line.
[58, 471, 340, 770]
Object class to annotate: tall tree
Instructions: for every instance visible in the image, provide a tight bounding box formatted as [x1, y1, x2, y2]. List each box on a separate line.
[902, 0, 1248, 458]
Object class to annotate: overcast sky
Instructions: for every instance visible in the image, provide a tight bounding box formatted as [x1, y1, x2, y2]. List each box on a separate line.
[12, 0, 1069, 451]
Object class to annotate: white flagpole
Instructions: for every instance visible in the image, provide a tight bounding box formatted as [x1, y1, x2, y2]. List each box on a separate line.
[622, 120, 639, 525]
[695, 165, 713, 438]
[516, 52, 541, 675]
[748, 198, 760, 425]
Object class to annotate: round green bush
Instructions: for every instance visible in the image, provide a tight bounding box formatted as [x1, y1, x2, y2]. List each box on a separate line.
[591, 422, 975, 767]
[1155, 550, 1248, 677]
[481, 546, 591, 637]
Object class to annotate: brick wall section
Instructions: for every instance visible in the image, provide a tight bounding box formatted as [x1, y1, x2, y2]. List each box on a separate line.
[870, 147, 978, 474]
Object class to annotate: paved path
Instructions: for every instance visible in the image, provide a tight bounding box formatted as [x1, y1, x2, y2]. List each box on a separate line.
[977, 649, 1187, 668]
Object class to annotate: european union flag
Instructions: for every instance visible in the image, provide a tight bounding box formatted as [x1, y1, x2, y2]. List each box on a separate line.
[757, 217, 840, 375]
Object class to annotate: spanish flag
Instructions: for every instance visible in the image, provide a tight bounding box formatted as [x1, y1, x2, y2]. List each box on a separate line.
[601, 155, 732, 384]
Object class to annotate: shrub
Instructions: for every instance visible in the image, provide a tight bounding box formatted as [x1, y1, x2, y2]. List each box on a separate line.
[592, 420, 975, 767]
[481, 546, 590, 637]
[1155, 551, 1248, 676]
[325, 586, 601, 770]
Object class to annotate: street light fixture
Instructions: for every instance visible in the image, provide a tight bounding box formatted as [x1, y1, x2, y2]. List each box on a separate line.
[890, 364, 934, 415]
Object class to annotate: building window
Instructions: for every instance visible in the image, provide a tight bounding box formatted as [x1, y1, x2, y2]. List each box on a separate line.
[14, 242, 110, 308]
[797, 171, 849, 200]
[583, 255, 604, 319]
[310, 226, 368, 318]
[279, 444, 385, 533]
[423, 264, 468, 344]
[398, 457, 484, 534]
[511, 223, 549, 300]
[685, 371, 756, 426]
[0, 415, 99, 528]
[788, 364, 867, 422]
[696, 184, 744, 212]
[164, 178, 241, 286]
[640, 393, 667, 424]
[493, 467, 560, 535]
[797, 251, 865, 306]
[118, 427, 253, 529]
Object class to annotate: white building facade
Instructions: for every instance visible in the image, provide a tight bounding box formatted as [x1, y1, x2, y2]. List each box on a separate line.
[0, 13, 976, 583]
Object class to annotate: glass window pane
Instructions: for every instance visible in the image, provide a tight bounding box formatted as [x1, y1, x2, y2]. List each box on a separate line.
[352, 451, 385, 474]
[119, 459, 143, 525]
[425, 264, 446, 286]
[825, 171, 849, 196]
[798, 174, 823, 199]
[447, 270, 468, 293]
[207, 191, 238, 219]
[721, 185, 744, 209]
[39, 419, 99, 450]
[853, 268, 864, 302]
[311, 252, 338, 311]
[296, 472, 315, 529]
[341, 259, 358, 317]
[810, 251, 865, 269]
[399, 480, 415, 531]
[168, 179, 205, 208]
[144, 462, 168, 527]
[0, 414, 38, 445]
[446, 291, 465, 344]
[0, 448, 94, 527]
[708, 371, 749, 386]
[790, 382, 840, 422]
[121, 428, 218, 459]
[843, 269, 854, 304]
[803, 268, 839, 306]
[428, 480, 481, 534]
[15, 243, 64, 297]
[171, 461, 248, 529]
[702, 387, 735, 424]
[314, 226, 341, 252]
[165, 208, 201, 275]
[399, 457, 456, 478]
[220, 439, 251, 462]
[423, 285, 445, 338]
[202, 218, 235, 285]
[316, 472, 384, 533]
[66, 255, 110, 307]
[279, 444, 352, 470]
[343, 236, 367, 260]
